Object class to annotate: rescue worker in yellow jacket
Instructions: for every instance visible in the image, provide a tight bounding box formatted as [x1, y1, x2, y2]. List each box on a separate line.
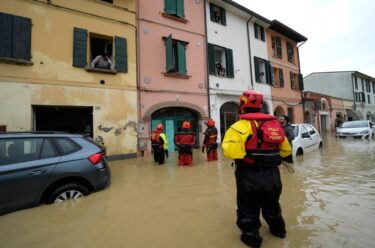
[222, 90, 293, 248]
[151, 123, 168, 165]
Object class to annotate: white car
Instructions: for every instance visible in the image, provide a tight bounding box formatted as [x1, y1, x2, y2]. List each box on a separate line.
[291, 124, 322, 157]
[336, 120, 374, 138]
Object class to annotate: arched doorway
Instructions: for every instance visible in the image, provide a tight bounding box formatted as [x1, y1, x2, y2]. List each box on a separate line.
[151, 107, 199, 150]
[273, 106, 285, 117]
[220, 102, 239, 141]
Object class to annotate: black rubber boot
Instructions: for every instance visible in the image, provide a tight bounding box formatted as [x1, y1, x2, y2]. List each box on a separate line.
[240, 232, 263, 248]
[270, 229, 286, 239]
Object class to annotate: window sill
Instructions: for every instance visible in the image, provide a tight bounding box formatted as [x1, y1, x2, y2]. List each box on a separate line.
[162, 12, 188, 23]
[85, 66, 117, 74]
[0, 57, 33, 66]
[163, 72, 191, 79]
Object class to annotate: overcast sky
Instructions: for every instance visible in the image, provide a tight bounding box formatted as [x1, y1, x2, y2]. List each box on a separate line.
[233, 0, 375, 78]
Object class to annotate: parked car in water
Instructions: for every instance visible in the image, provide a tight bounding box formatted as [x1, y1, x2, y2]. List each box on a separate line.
[336, 120, 374, 139]
[0, 132, 111, 215]
[291, 124, 322, 157]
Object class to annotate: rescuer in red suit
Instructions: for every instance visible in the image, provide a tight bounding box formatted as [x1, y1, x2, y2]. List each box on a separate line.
[174, 121, 196, 166]
[202, 118, 218, 161]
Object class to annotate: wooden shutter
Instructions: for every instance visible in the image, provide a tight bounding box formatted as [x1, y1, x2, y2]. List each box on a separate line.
[279, 69, 284, 87]
[260, 26, 265, 41]
[176, 0, 184, 18]
[254, 23, 258, 39]
[298, 74, 304, 90]
[73, 27, 87, 67]
[115, 36, 128, 73]
[265, 60, 272, 85]
[225, 48, 234, 78]
[165, 34, 174, 72]
[12, 16, 32, 60]
[220, 7, 226, 25]
[254, 57, 260, 82]
[208, 43, 216, 75]
[177, 41, 186, 74]
[0, 13, 13, 58]
[276, 37, 282, 58]
[164, 0, 176, 15]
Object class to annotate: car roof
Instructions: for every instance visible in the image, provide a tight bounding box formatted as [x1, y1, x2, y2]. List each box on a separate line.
[0, 132, 84, 138]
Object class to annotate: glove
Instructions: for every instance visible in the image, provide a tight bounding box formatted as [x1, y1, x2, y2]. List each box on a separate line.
[165, 150, 169, 158]
[282, 155, 294, 163]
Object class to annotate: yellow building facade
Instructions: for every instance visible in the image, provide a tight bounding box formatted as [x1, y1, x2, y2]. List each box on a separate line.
[0, 0, 137, 159]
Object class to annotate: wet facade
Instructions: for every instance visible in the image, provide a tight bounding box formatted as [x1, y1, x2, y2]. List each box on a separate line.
[0, 0, 137, 158]
[137, 0, 208, 153]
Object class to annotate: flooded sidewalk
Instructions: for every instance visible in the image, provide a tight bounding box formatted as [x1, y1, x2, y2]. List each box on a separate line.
[0, 135, 374, 248]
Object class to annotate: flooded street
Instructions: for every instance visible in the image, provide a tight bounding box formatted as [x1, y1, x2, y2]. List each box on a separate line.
[0, 135, 374, 248]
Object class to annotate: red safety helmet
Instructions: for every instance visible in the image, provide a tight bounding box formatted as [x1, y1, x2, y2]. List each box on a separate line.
[182, 121, 191, 129]
[239, 90, 263, 110]
[157, 123, 164, 131]
[207, 119, 215, 127]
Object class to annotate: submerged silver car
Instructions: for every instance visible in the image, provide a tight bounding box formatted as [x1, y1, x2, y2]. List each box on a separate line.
[336, 120, 374, 138]
[0, 132, 111, 215]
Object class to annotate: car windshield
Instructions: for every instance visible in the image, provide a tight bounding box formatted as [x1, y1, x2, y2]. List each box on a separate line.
[340, 121, 368, 128]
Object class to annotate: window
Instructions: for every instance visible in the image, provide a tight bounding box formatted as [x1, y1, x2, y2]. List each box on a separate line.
[0, 12, 32, 63]
[373, 82, 375, 93]
[254, 23, 265, 41]
[208, 43, 233, 78]
[354, 76, 358, 89]
[290, 72, 296, 89]
[55, 138, 80, 155]
[165, 34, 188, 76]
[271, 36, 282, 58]
[287, 108, 294, 123]
[361, 78, 364, 90]
[73, 27, 128, 73]
[300, 125, 309, 138]
[366, 80, 371, 92]
[286, 42, 294, 63]
[0, 125, 6, 132]
[209, 3, 226, 25]
[290, 72, 303, 90]
[90, 34, 113, 70]
[40, 139, 57, 159]
[164, 0, 185, 19]
[0, 138, 43, 166]
[368, 95, 371, 104]
[272, 67, 284, 87]
[254, 57, 272, 84]
[355, 92, 365, 102]
[305, 125, 316, 135]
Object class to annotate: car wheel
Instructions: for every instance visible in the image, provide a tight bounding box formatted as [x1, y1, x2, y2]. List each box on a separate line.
[46, 183, 90, 204]
[296, 148, 303, 156]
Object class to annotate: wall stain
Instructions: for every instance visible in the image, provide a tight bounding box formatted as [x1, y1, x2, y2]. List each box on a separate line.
[122, 121, 137, 132]
[98, 125, 114, 133]
[114, 128, 122, 136]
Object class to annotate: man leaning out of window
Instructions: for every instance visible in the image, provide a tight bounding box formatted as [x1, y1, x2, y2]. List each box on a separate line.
[91, 53, 113, 70]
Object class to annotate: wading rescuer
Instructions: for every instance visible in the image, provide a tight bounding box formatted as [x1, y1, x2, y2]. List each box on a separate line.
[202, 119, 218, 161]
[151, 123, 168, 165]
[222, 90, 293, 248]
[174, 121, 195, 166]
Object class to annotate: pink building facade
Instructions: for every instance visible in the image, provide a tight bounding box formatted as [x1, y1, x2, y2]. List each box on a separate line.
[137, 0, 208, 154]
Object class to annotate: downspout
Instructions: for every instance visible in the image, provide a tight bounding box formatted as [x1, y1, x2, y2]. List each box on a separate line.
[136, 0, 142, 156]
[204, 0, 211, 118]
[297, 41, 306, 122]
[247, 16, 254, 90]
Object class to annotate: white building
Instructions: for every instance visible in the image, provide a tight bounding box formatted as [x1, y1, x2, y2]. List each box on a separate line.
[304, 71, 375, 121]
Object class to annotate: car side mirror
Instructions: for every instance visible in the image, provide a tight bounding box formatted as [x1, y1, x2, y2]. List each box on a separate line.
[302, 133, 310, 139]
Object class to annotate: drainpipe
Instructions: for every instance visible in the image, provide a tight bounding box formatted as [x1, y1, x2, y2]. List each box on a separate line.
[204, 0, 211, 118]
[247, 16, 254, 90]
[136, 0, 142, 156]
[297, 41, 306, 122]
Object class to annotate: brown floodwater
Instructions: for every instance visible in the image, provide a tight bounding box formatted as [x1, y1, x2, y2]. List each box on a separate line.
[0, 135, 374, 248]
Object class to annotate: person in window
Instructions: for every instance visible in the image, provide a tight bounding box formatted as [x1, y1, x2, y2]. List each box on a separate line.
[279, 115, 295, 146]
[216, 62, 225, 77]
[91, 53, 113, 70]
[259, 72, 265, 83]
[214, 11, 221, 22]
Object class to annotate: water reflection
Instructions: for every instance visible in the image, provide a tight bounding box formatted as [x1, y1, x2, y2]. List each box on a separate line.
[0, 135, 374, 247]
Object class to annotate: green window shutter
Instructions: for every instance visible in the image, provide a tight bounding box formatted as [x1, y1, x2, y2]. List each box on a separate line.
[164, 0, 176, 15]
[276, 37, 282, 58]
[208, 43, 216, 75]
[0, 13, 13, 58]
[254, 23, 258, 39]
[209, 3, 215, 21]
[115, 36, 128, 73]
[225, 48, 234, 78]
[290, 72, 294, 89]
[176, 0, 184, 18]
[265, 61, 272, 85]
[260, 26, 265, 41]
[12, 16, 32, 61]
[298, 74, 304, 91]
[165, 34, 174, 72]
[279, 69, 284, 87]
[73, 27, 87, 67]
[254, 57, 260, 82]
[177, 41, 186, 74]
[220, 7, 226, 25]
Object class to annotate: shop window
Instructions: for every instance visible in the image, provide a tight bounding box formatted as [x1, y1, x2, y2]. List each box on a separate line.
[208, 43, 234, 78]
[209, 3, 226, 25]
[164, 34, 188, 76]
[0, 12, 32, 64]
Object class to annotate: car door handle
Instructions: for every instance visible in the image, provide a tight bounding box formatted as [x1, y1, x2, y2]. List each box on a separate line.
[29, 169, 47, 176]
